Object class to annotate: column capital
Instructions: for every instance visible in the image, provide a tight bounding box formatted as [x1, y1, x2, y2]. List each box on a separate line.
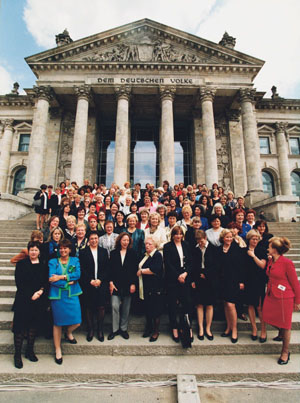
[238, 88, 256, 103]
[275, 121, 288, 133]
[33, 85, 53, 102]
[74, 85, 91, 101]
[159, 85, 176, 101]
[199, 86, 216, 102]
[226, 109, 240, 122]
[1, 119, 14, 130]
[114, 85, 131, 101]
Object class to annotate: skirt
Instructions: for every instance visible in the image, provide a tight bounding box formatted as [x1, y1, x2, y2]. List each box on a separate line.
[51, 290, 82, 326]
[262, 294, 294, 330]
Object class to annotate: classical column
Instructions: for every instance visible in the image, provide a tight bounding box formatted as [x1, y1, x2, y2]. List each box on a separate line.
[192, 110, 205, 185]
[226, 109, 247, 196]
[159, 86, 175, 186]
[0, 119, 14, 192]
[200, 87, 218, 188]
[70, 85, 90, 186]
[113, 85, 131, 186]
[24, 86, 52, 192]
[275, 122, 292, 195]
[239, 88, 264, 198]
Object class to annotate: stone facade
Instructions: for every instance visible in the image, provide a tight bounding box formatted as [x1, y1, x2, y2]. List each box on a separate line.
[0, 19, 299, 221]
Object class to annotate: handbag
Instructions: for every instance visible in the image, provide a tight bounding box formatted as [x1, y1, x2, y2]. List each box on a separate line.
[33, 198, 42, 207]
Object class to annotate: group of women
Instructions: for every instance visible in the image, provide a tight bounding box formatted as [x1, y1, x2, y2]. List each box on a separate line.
[11, 180, 300, 368]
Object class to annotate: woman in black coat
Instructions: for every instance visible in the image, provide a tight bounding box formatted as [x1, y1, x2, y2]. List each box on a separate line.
[12, 241, 48, 369]
[108, 232, 138, 340]
[191, 230, 218, 341]
[217, 229, 245, 343]
[33, 184, 48, 230]
[244, 229, 267, 342]
[137, 236, 164, 342]
[79, 231, 109, 342]
[163, 226, 192, 344]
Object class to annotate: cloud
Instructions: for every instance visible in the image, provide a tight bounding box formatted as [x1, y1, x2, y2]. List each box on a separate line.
[0, 65, 14, 94]
[23, 0, 300, 98]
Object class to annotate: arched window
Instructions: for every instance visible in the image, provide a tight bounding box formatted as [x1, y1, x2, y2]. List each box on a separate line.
[291, 171, 300, 197]
[13, 168, 26, 195]
[262, 171, 275, 197]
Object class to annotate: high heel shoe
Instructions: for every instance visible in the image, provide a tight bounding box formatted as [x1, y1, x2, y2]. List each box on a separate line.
[64, 332, 77, 344]
[221, 331, 231, 338]
[14, 354, 23, 369]
[259, 336, 267, 343]
[251, 334, 258, 341]
[273, 335, 283, 342]
[277, 352, 290, 365]
[55, 356, 63, 365]
[231, 336, 238, 343]
[172, 330, 180, 343]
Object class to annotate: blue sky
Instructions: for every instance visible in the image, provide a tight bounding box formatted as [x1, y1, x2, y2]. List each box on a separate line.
[0, 0, 299, 98]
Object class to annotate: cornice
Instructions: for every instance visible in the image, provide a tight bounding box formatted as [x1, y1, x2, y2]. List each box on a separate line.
[0, 96, 34, 107]
[256, 99, 300, 111]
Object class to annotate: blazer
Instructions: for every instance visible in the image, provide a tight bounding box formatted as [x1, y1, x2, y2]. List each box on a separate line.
[191, 242, 218, 289]
[48, 256, 82, 299]
[266, 255, 300, 301]
[109, 248, 138, 296]
[163, 240, 191, 286]
[79, 246, 109, 289]
[140, 250, 164, 292]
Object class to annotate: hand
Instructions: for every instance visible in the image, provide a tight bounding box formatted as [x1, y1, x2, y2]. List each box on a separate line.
[68, 281, 74, 285]
[239, 283, 245, 290]
[31, 290, 42, 300]
[200, 273, 206, 279]
[49, 274, 63, 283]
[130, 284, 136, 294]
[191, 282, 196, 289]
[247, 250, 255, 258]
[137, 269, 142, 277]
[109, 282, 118, 295]
[294, 303, 300, 311]
[178, 272, 187, 284]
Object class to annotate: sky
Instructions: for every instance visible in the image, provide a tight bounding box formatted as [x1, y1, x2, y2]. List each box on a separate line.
[0, 0, 300, 98]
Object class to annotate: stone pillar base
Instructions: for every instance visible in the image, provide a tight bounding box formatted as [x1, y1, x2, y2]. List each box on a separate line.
[244, 190, 267, 207]
[18, 189, 38, 202]
[0, 194, 33, 219]
[251, 195, 299, 222]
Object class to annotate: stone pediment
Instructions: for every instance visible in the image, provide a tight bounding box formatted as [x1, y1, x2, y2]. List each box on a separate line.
[26, 19, 264, 68]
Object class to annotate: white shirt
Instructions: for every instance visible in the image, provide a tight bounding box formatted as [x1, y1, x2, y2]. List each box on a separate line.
[91, 248, 98, 279]
[176, 243, 184, 267]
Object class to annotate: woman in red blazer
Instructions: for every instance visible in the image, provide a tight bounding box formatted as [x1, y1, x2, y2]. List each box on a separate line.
[262, 237, 300, 365]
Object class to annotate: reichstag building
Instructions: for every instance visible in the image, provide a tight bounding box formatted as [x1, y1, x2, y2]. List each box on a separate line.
[0, 19, 299, 220]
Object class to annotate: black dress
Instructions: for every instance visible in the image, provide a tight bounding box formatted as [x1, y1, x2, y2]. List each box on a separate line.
[243, 246, 267, 307]
[141, 250, 164, 318]
[79, 246, 109, 308]
[33, 191, 48, 215]
[217, 241, 245, 304]
[191, 242, 218, 306]
[13, 258, 48, 333]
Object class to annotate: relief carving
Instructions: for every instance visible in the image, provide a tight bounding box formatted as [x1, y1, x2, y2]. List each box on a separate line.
[57, 113, 74, 180]
[215, 120, 231, 190]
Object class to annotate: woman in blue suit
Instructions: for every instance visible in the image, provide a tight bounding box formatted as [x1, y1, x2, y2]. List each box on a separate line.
[49, 239, 82, 364]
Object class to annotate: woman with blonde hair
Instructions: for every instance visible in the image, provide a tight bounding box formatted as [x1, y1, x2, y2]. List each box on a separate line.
[144, 212, 167, 252]
[262, 237, 300, 364]
[176, 205, 193, 235]
[244, 229, 268, 342]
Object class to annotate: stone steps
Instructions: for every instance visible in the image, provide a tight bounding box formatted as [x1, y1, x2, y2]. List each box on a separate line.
[0, 353, 299, 382]
[1, 330, 300, 356]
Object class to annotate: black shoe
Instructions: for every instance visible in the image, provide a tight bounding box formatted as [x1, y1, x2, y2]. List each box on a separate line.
[97, 331, 104, 342]
[251, 334, 258, 341]
[190, 336, 194, 343]
[86, 331, 94, 342]
[205, 332, 214, 341]
[259, 336, 267, 343]
[14, 354, 23, 369]
[197, 334, 204, 341]
[64, 333, 77, 344]
[277, 352, 290, 365]
[273, 335, 283, 342]
[149, 333, 159, 342]
[107, 331, 118, 340]
[231, 337, 238, 344]
[142, 330, 152, 338]
[120, 330, 129, 340]
[55, 356, 63, 365]
[238, 313, 248, 321]
[25, 350, 38, 362]
[221, 331, 231, 338]
[172, 333, 180, 343]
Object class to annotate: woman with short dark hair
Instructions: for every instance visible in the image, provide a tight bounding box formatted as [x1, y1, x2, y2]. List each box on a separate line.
[12, 241, 47, 368]
[33, 184, 48, 230]
[108, 233, 138, 340]
[49, 239, 82, 364]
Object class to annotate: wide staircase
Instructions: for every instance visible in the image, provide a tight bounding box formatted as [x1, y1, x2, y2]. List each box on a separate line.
[0, 217, 299, 382]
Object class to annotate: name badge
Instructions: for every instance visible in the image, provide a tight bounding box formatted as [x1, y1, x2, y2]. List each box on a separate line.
[278, 284, 286, 291]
